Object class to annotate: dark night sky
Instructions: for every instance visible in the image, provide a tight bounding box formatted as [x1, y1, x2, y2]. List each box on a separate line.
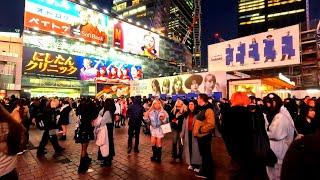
[1, 0, 319, 67]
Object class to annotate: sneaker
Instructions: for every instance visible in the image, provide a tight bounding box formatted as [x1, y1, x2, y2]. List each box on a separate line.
[187, 165, 194, 171]
[17, 151, 24, 155]
[195, 172, 208, 179]
[194, 168, 200, 173]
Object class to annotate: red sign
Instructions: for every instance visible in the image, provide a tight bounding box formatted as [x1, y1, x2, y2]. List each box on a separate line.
[24, 12, 70, 36]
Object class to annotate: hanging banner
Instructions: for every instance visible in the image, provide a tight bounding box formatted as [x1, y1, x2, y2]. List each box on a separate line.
[208, 25, 301, 72]
[130, 72, 227, 98]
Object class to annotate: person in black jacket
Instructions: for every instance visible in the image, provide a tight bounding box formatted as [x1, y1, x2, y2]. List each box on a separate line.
[127, 96, 144, 154]
[37, 98, 65, 157]
[58, 100, 72, 141]
[170, 99, 187, 163]
[222, 92, 268, 180]
[281, 119, 320, 180]
[295, 106, 317, 136]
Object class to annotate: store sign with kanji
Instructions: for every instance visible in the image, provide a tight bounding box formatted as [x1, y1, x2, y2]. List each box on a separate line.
[23, 47, 78, 79]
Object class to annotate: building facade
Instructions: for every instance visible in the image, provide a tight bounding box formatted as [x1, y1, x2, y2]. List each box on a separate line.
[238, 0, 306, 37]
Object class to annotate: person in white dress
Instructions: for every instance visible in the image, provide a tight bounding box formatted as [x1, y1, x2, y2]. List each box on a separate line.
[264, 93, 295, 180]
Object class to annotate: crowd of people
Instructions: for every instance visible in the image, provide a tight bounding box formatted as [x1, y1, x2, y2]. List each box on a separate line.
[1, 93, 320, 179]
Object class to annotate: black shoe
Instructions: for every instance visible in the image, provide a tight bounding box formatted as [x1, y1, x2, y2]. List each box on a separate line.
[59, 135, 67, 141]
[134, 149, 139, 153]
[55, 147, 65, 154]
[78, 158, 89, 174]
[127, 147, 132, 154]
[150, 146, 157, 161]
[100, 160, 111, 167]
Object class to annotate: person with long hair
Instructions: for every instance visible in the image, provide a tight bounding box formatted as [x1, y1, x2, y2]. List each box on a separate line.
[181, 100, 202, 172]
[76, 98, 99, 173]
[144, 99, 169, 163]
[295, 106, 317, 136]
[172, 76, 185, 95]
[58, 100, 72, 141]
[151, 79, 161, 96]
[97, 98, 115, 167]
[0, 104, 25, 179]
[264, 93, 295, 180]
[37, 98, 65, 157]
[170, 99, 188, 163]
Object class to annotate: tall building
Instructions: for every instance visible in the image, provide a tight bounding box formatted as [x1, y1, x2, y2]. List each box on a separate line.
[111, 0, 195, 54]
[238, 0, 306, 37]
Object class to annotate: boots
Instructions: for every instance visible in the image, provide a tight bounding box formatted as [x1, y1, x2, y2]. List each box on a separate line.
[150, 146, 157, 161]
[78, 155, 91, 173]
[156, 147, 162, 163]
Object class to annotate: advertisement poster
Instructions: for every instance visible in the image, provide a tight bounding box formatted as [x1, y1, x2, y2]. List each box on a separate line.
[96, 83, 130, 98]
[130, 72, 227, 98]
[23, 47, 143, 82]
[119, 22, 160, 59]
[24, 0, 109, 44]
[317, 20, 320, 58]
[208, 25, 301, 72]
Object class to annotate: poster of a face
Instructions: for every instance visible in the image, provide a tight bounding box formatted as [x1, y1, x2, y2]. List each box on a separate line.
[130, 72, 227, 98]
[121, 22, 160, 59]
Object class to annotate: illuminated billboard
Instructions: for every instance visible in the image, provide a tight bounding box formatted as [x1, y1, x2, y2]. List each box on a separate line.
[23, 47, 143, 82]
[208, 25, 301, 72]
[130, 72, 227, 98]
[24, 0, 109, 44]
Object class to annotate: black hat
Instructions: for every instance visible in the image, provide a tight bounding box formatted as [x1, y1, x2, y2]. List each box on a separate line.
[185, 75, 203, 89]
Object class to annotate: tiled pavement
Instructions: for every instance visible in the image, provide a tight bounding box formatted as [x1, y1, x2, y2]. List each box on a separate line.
[17, 124, 231, 180]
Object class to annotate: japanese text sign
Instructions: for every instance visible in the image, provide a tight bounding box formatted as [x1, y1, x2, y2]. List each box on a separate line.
[208, 25, 301, 72]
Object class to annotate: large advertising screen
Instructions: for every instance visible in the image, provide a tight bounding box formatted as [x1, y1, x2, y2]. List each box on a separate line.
[23, 47, 143, 82]
[24, 0, 109, 44]
[208, 25, 301, 72]
[96, 83, 130, 98]
[130, 72, 227, 98]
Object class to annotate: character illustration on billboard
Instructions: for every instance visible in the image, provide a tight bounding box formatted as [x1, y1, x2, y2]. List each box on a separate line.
[131, 66, 143, 80]
[114, 21, 124, 49]
[141, 34, 157, 59]
[263, 35, 276, 62]
[185, 74, 203, 94]
[317, 20, 320, 57]
[118, 65, 131, 81]
[151, 79, 161, 96]
[107, 64, 119, 81]
[281, 31, 295, 61]
[162, 79, 170, 94]
[236, 42, 245, 65]
[204, 73, 220, 95]
[96, 66, 108, 82]
[80, 58, 100, 80]
[72, 8, 108, 44]
[172, 76, 185, 95]
[249, 38, 260, 64]
[226, 44, 234, 66]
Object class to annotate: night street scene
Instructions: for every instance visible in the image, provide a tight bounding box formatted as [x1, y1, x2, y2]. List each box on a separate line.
[0, 0, 320, 179]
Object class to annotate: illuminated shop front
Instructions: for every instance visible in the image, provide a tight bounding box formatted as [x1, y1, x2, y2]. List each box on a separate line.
[228, 73, 296, 99]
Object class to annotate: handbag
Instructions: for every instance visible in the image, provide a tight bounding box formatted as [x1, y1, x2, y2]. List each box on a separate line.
[160, 123, 172, 134]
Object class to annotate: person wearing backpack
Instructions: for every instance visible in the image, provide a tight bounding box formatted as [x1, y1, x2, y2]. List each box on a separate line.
[0, 104, 25, 179]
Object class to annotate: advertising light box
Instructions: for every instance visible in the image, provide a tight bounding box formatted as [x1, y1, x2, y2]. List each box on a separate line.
[23, 47, 143, 82]
[130, 72, 227, 98]
[208, 25, 301, 72]
[25, 0, 109, 44]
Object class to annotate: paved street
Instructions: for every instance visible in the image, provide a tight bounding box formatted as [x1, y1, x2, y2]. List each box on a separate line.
[17, 124, 230, 180]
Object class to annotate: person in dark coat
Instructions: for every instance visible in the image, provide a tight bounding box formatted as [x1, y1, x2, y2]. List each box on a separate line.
[281, 120, 320, 180]
[127, 96, 144, 154]
[58, 100, 72, 140]
[222, 92, 268, 180]
[295, 106, 317, 136]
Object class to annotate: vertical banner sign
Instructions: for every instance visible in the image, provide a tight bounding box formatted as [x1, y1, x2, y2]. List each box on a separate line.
[208, 25, 301, 72]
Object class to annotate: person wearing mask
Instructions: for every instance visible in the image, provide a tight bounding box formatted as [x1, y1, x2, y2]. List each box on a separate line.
[170, 99, 188, 163]
[37, 98, 65, 157]
[75, 98, 98, 173]
[127, 96, 144, 154]
[264, 93, 295, 180]
[222, 92, 269, 180]
[181, 100, 201, 173]
[96, 99, 114, 167]
[58, 100, 72, 141]
[295, 106, 317, 136]
[280, 118, 320, 180]
[0, 104, 25, 179]
[193, 94, 215, 179]
[144, 99, 169, 163]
